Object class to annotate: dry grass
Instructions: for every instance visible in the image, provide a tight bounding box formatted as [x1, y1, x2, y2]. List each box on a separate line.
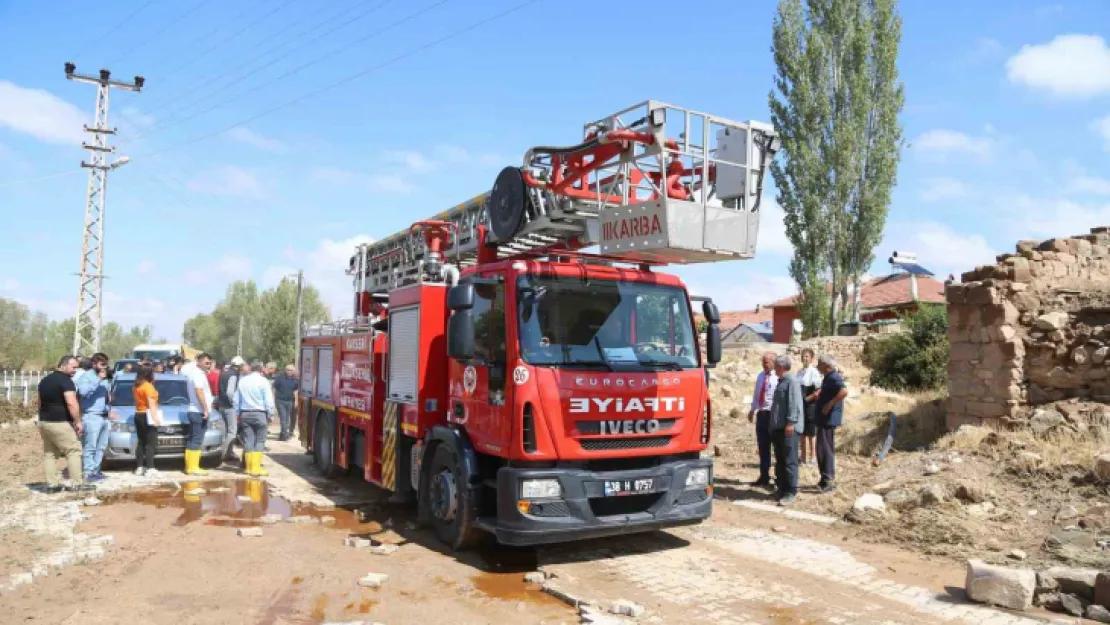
[837, 391, 947, 457]
[0, 398, 34, 425]
[937, 424, 1107, 475]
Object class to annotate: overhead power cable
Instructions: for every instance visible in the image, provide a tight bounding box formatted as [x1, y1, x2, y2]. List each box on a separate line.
[71, 0, 156, 62]
[127, 0, 453, 142]
[0, 170, 83, 189]
[103, 0, 218, 67]
[160, 0, 297, 79]
[136, 0, 542, 159]
[142, 0, 387, 118]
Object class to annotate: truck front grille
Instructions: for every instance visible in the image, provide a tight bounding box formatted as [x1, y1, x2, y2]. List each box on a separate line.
[676, 489, 709, 505]
[579, 436, 671, 451]
[589, 493, 663, 517]
[575, 419, 676, 435]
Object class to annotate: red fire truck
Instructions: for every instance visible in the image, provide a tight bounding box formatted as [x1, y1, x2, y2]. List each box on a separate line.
[297, 101, 779, 548]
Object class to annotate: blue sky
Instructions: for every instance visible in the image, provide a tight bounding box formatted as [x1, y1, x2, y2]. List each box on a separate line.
[1, 0, 1109, 341]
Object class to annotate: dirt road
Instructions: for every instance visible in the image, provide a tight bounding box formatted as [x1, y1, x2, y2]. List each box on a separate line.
[0, 424, 1061, 625]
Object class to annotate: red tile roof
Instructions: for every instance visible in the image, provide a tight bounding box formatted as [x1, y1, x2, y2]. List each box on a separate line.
[768, 274, 945, 310]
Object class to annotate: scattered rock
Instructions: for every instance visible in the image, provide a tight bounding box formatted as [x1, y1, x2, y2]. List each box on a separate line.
[609, 599, 645, 618]
[1096, 346, 1110, 365]
[712, 445, 722, 457]
[1080, 504, 1110, 530]
[872, 480, 895, 494]
[1055, 505, 1080, 523]
[1095, 454, 1110, 482]
[1008, 549, 1027, 561]
[965, 559, 1035, 610]
[1059, 593, 1088, 617]
[923, 462, 941, 475]
[1043, 567, 1098, 600]
[238, 527, 263, 538]
[183, 487, 206, 496]
[369, 544, 398, 556]
[236, 495, 252, 503]
[1095, 572, 1110, 612]
[985, 538, 1003, 552]
[1088, 605, 1110, 624]
[1014, 451, 1042, 469]
[580, 605, 629, 625]
[209, 486, 230, 493]
[720, 386, 733, 399]
[1036, 592, 1062, 610]
[81, 497, 101, 506]
[728, 407, 742, 419]
[772, 526, 787, 533]
[955, 482, 988, 504]
[1036, 311, 1070, 331]
[1030, 409, 1067, 436]
[918, 483, 946, 506]
[343, 535, 370, 548]
[524, 572, 546, 584]
[358, 572, 389, 588]
[260, 514, 282, 525]
[966, 502, 996, 519]
[9, 572, 32, 588]
[286, 515, 318, 525]
[320, 516, 336, 525]
[853, 493, 885, 514]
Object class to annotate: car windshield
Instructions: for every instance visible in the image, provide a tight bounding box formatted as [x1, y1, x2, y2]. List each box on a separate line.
[132, 350, 177, 361]
[517, 275, 699, 370]
[111, 379, 192, 406]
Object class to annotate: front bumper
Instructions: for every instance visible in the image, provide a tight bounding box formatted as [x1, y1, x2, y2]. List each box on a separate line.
[104, 428, 225, 461]
[485, 457, 712, 546]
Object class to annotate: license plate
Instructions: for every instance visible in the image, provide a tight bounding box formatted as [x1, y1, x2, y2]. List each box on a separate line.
[159, 436, 185, 447]
[602, 478, 655, 497]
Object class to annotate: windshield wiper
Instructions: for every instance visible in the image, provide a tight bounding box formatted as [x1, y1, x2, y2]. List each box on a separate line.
[637, 359, 684, 371]
[561, 359, 613, 371]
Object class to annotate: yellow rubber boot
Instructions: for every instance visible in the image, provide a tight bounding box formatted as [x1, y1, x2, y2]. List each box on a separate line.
[245, 478, 263, 502]
[243, 451, 256, 476]
[184, 449, 208, 476]
[252, 451, 269, 477]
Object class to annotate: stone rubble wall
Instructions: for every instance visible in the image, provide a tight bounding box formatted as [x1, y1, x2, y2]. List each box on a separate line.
[945, 226, 1110, 430]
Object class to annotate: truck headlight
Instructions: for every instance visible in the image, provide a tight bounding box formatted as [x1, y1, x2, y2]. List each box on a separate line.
[111, 422, 136, 433]
[520, 479, 562, 499]
[685, 468, 710, 488]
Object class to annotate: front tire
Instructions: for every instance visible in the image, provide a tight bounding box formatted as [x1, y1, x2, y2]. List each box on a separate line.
[313, 411, 342, 478]
[425, 443, 479, 550]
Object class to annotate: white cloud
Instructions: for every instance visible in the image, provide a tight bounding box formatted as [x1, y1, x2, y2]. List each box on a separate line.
[1006, 34, 1110, 98]
[757, 198, 791, 255]
[384, 150, 434, 172]
[1072, 175, 1110, 196]
[434, 144, 503, 168]
[187, 165, 265, 198]
[227, 127, 289, 153]
[685, 272, 796, 312]
[309, 167, 415, 194]
[263, 235, 375, 318]
[1093, 115, 1110, 151]
[0, 80, 87, 145]
[880, 221, 997, 278]
[184, 255, 253, 286]
[913, 129, 993, 160]
[999, 193, 1110, 240]
[919, 177, 969, 203]
[136, 259, 156, 276]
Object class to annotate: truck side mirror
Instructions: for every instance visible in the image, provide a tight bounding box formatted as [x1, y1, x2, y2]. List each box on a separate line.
[701, 300, 720, 325]
[705, 324, 722, 367]
[447, 310, 476, 361]
[447, 283, 475, 310]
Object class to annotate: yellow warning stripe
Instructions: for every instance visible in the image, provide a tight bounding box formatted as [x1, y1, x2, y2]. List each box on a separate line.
[382, 403, 399, 491]
[340, 408, 372, 421]
[401, 422, 418, 435]
[311, 400, 335, 412]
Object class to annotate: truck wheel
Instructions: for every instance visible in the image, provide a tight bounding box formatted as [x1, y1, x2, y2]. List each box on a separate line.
[313, 412, 342, 478]
[426, 443, 479, 550]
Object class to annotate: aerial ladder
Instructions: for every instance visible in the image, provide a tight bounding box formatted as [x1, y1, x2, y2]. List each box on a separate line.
[347, 100, 780, 319]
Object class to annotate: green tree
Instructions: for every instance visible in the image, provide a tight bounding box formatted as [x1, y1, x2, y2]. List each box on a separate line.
[864, 304, 947, 390]
[0, 298, 33, 369]
[769, 0, 905, 335]
[183, 279, 330, 363]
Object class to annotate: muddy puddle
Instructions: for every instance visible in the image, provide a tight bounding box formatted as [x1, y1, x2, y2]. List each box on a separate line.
[98, 479, 386, 532]
[468, 545, 566, 608]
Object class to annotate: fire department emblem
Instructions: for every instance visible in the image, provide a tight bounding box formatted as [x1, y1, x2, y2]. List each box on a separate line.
[513, 365, 529, 385]
[463, 365, 477, 394]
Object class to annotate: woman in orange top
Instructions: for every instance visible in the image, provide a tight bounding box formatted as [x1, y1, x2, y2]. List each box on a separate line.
[132, 365, 161, 477]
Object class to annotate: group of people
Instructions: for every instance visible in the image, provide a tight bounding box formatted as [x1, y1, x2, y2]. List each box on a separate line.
[746, 348, 848, 506]
[36, 352, 300, 493]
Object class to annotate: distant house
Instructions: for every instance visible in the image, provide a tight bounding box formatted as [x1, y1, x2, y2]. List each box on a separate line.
[767, 273, 946, 343]
[697, 306, 774, 343]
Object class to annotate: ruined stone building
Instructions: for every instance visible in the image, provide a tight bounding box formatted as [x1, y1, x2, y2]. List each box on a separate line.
[945, 227, 1110, 430]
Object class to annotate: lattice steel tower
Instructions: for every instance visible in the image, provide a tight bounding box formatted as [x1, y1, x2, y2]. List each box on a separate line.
[64, 63, 143, 355]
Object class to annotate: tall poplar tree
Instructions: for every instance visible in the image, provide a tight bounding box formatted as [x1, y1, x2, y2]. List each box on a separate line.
[769, 0, 904, 335]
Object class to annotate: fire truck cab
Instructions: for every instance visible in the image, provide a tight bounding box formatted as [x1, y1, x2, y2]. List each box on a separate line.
[297, 101, 778, 548]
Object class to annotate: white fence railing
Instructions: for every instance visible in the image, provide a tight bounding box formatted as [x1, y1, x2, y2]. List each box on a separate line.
[1, 370, 47, 405]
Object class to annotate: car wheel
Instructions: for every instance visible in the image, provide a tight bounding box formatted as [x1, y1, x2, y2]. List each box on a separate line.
[425, 443, 479, 550]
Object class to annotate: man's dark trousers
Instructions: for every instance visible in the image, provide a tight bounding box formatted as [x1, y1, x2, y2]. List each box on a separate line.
[756, 410, 772, 482]
[770, 428, 799, 497]
[816, 425, 837, 485]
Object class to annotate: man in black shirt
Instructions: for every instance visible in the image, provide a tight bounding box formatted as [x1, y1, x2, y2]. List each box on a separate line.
[38, 355, 89, 492]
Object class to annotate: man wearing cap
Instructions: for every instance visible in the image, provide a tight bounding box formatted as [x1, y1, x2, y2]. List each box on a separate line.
[218, 356, 245, 463]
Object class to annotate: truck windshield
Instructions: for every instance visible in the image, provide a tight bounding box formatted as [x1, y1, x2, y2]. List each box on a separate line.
[517, 275, 699, 370]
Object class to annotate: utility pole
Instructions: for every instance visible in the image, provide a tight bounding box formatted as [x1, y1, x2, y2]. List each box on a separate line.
[64, 63, 144, 356]
[293, 271, 304, 372]
[237, 316, 244, 358]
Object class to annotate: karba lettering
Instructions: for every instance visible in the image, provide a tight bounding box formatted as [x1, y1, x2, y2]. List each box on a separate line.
[602, 214, 663, 242]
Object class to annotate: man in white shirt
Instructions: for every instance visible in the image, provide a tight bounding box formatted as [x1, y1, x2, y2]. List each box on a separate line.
[747, 352, 778, 488]
[180, 353, 215, 476]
